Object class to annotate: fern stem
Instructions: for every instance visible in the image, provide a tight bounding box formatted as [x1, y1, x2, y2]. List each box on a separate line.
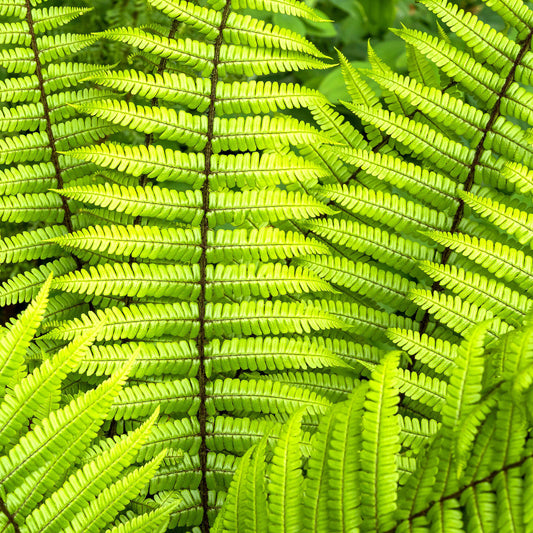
[418, 29, 533, 337]
[197, 2, 232, 531]
[0, 496, 20, 533]
[24, 0, 76, 237]
[446, 29, 533, 245]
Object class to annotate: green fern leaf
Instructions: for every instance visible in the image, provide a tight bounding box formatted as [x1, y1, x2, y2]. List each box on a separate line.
[267, 408, 306, 533]
[460, 190, 533, 246]
[360, 352, 401, 532]
[427, 231, 533, 295]
[324, 384, 368, 532]
[0, 276, 51, 397]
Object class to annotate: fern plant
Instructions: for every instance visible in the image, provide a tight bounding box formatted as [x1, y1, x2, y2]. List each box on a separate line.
[24, 1, 364, 530]
[247, 0, 533, 529]
[309, 0, 533, 352]
[3, 0, 533, 531]
[0, 0, 116, 324]
[215, 316, 533, 532]
[0, 277, 178, 533]
[273, 0, 533, 408]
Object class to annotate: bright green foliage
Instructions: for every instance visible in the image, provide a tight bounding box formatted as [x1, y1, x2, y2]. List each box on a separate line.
[0, 282, 177, 532]
[216, 320, 533, 532]
[253, 0, 533, 530]
[0, 0, 114, 313]
[285, 0, 533, 415]
[17, 0, 360, 530]
[1, 0, 533, 531]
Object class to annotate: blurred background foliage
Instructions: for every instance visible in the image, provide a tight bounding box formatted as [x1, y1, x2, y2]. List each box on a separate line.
[305, 0, 490, 102]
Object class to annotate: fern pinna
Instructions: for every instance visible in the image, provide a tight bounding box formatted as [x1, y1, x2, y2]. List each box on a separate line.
[34, 1, 354, 530]
[261, 0, 533, 530]
[0, 0, 116, 323]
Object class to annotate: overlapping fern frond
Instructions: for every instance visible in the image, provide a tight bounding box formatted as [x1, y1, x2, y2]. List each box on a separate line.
[274, 0, 533, 420]
[216, 318, 533, 532]
[268, 0, 533, 529]
[4, 0, 533, 530]
[0, 280, 178, 533]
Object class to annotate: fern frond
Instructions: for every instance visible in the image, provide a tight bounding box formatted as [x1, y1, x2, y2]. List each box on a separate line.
[0, 192, 63, 223]
[397, 368, 447, 412]
[78, 339, 198, 379]
[68, 450, 168, 533]
[208, 227, 329, 262]
[208, 379, 330, 417]
[267, 408, 306, 533]
[23, 408, 160, 532]
[207, 189, 334, 226]
[398, 415, 439, 449]
[409, 289, 510, 338]
[365, 69, 533, 169]
[0, 257, 76, 306]
[52, 262, 200, 299]
[324, 383, 368, 532]
[45, 302, 200, 342]
[0, 294, 172, 530]
[207, 416, 281, 455]
[214, 0, 328, 22]
[333, 147, 458, 209]
[109, 379, 198, 420]
[475, 0, 533, 38]
[322, 184, 451, 233]
[442, 321, 489, 434]
[265, 371, 356, 403]
[503, 161, 533, 197]
[297, 254, 418, 313]
[215, 80, 326, 115]
[212, 443, 263, 533]
[205, 300, 346, 337]
[104, 503, 173, 533]
[208, 336, 350, 375]
[460, 190, 533, 246]
[405, 41, 440, 87]
[51, 224, 328, 263]
[360, 352, 401, 532]
[303, 218, 434, 275]
[349, 104, 498, 182]
[316, 299, 417, 341]
[420, 0, 521, 71]
[0, 325, 97, 449]
[0, 276, 51, 397]
[391, 27, 503, 104]
[302, 404, 336, 533]
[58, 182, 202, 222]
[51, 224, 201, 262]
[40, 0, 349, 527]
[337, 49, 380, 107]
[419, 261, 530, 326]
